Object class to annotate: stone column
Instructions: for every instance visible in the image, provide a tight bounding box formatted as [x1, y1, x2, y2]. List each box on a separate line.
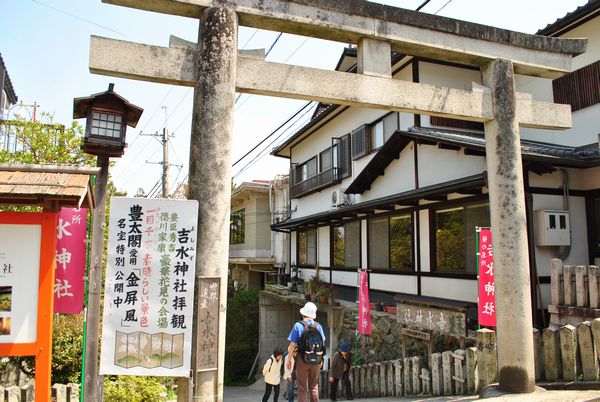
[187, 6, 238, 402]
[481, 58, 535, 393]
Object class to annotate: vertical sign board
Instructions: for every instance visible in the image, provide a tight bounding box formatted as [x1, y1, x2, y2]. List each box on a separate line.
[0, 212, 57, 402]
[54, 208, 88, 314]
[197, 277, 220, 371]
[477, 227, 496, 326]
[0, 224, 41, 343]
[100, 198, 198, 376]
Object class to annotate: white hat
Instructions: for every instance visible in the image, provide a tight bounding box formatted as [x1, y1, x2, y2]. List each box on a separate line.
[300, 302, 317, 319]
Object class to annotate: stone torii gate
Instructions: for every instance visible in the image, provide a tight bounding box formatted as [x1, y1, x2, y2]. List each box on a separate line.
[88, 0, 586, 401]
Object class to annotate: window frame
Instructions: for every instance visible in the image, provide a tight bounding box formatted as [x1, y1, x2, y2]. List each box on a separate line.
[429, 200, 490, 275]
[297, 228, 317, 267]
[331, 219, 361, 269]
[368, 210, 414, 272]
[229, 208, 245, 245]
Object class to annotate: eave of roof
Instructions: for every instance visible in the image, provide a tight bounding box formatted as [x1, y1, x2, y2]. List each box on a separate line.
[537, 0, 600, 37]
[271, 172, 486, 231]
[0, 53, 18, 104]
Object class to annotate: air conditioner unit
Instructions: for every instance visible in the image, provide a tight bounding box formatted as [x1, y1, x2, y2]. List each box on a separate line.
[331, 189, 344, 208]
[331, 189, 355, 208]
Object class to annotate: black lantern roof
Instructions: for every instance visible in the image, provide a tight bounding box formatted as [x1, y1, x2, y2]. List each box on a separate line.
[73, 83, 143, 128]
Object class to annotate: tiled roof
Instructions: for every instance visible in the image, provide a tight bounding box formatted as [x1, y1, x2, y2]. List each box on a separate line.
[407, 127, 600, 166]
[537, 0, 600, 36]
[0, 53, 17, 105]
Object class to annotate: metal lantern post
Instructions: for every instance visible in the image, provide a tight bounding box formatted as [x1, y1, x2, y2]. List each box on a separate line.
[73, 84, 143, 402]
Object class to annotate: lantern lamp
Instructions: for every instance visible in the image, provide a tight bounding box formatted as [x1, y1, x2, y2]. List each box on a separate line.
[73, 83, 143, 157]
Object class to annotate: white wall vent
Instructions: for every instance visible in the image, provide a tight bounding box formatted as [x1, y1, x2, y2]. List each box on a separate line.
[534, 210, 570, 246]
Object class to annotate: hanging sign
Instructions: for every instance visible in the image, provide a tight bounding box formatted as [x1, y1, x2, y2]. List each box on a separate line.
[477, 227, 496, 327]
[0, 224, 41, 343]
[358, 270, 372, 335]
[100, 197, 198, 376]
[54, 208, 87, 314]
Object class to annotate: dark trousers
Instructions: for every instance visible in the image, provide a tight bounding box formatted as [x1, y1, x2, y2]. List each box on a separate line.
[330, 371, 352, 401]
[262, 382, 280, 402]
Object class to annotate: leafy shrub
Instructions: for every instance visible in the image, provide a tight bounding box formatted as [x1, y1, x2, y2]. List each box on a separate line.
[224, 287, 259, 384]
[103, 376, 167, 402]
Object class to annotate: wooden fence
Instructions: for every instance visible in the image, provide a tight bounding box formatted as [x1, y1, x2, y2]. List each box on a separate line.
[320, 319, 600, 398]
[549, 259, 600, 326]
[0, 383, 79, 402]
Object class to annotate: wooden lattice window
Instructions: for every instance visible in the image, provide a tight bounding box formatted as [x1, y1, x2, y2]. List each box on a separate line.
[553, 60, 600, 112]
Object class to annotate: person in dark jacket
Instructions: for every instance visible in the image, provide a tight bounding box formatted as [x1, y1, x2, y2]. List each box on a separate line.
[328, 341, 353, 401]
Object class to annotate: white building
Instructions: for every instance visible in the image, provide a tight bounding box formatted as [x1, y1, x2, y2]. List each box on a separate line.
[271, 2, 600, 329]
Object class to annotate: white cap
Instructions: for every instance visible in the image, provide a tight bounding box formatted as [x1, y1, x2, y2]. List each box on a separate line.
[300, 302, 317, 319]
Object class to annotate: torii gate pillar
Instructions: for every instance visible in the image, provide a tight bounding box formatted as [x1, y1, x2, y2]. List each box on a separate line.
[183, 6, 237, 402]
[482, 59, 535, 394]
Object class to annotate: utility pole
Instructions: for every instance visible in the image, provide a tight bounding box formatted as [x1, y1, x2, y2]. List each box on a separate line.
[141, 127, 178, 198]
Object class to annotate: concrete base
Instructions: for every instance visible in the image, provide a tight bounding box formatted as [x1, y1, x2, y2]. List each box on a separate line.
[480, 384, 546, 399]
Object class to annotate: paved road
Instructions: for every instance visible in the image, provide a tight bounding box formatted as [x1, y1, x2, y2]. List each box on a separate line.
[223, 378, 600, 401]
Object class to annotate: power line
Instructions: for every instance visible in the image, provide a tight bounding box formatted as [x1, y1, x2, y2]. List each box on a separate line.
[232, 101, 314, 167]
[31, 0, 127, 37]
[434, 0, 454, 14]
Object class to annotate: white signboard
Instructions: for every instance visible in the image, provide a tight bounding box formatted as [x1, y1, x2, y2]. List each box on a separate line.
[100, 198, 198, 376]
[0, 224, 41, 343]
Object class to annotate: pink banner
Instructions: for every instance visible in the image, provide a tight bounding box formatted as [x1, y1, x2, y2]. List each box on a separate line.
[358, 270, 372, 335]
[477, 228, 496, 327]
[54, 208, 88, 314]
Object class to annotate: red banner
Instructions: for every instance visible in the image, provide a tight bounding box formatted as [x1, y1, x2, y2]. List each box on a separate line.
[477, 228, 496, 327]
[358, 270, 372, 335]
[54, 208, 87, 314]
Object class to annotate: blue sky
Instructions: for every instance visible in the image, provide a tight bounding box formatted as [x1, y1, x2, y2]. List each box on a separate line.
[0, 0, 587, 196]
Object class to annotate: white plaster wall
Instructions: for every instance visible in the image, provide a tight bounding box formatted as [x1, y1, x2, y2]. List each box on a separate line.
[291, 231, 297, 265]
[421, 277, 477, 302]
[359, 143, 416, 201]
[361, 219, 368, 269]
[532, 194, 589, 277]
[417, 145, 487, 187]
[583, 166, 600, 189]
[528, 167, 589, 190]
[318, 226, 330, 267]
[562, 17, 600, 70]
[370, 273, 417, 294]
[419, 209, 430, 272]
[331, 270, 358, 287]
[418, 61, 481, 90]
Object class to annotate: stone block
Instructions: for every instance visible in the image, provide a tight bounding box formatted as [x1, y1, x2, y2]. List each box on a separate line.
[453, 349, 466, 395]
[20, 384, 34, 402]
[576, 265, 589, 307]
[577, 321, 598, 381]
[589, 266, 600, 309]
[543, 326, 562, 381]
[411, 356, 421, 395]
[420, 368, 431, 395]
[592, 319, 600, 366]
[559, 324, 578, 381]
[6, 386, 20, 402]
[551, 259, 564, 306]
[393, 360, 403, 397]
[403, 357, 412, 395]
[533, 328, 544, 381]
[442, 351, 454, 396]
[466, 347, 478, 394]
[476, 328, 497, 389]
[372, 362, 380, 397]
[385, 360, 394, 396]
[564, 265, 576, 306]
[378, 361, 387, 396]
[431, 353, 442, 396]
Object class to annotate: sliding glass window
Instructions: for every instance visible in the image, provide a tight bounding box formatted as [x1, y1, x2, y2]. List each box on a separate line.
[368, 213, 413, 271]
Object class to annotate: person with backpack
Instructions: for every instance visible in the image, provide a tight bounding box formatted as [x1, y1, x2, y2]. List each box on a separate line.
[262, 347, 284, 402]
[286, 301, 326, 402]
[328, 341, 353, 401]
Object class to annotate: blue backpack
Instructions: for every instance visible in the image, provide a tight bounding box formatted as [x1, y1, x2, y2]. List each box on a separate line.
[297, 321, 325, 364]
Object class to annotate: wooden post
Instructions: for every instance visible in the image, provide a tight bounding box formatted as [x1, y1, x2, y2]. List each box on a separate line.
[385, 360, 394, 396]
[589, 266, 600, 309]
[403, 357, 412, 395]
[453, 350, 466, 395]
[442, 351, 454, 396]
[393, 360, 403, 397]
[411, 356, 421, 395]
[466, 347, 478, 394]
[564, 266, 576, 306]
[551, 259, 564, 306]
[431, 353, 442, 396]
[83, 156, 109, 402]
